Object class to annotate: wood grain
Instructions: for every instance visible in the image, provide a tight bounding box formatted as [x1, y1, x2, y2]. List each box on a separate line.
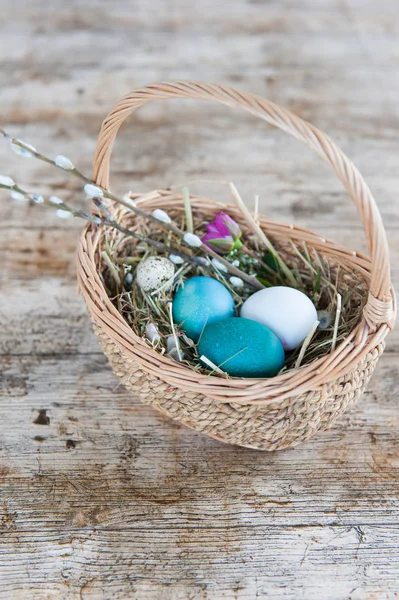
[0, 0, 398, 598]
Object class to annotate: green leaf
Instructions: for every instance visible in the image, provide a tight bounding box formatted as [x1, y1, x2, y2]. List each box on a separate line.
[313, 268, 321, 294]
[263, 252, 278, 272]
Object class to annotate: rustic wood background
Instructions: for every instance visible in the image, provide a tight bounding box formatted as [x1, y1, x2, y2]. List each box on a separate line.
[1, 1, 398, 598]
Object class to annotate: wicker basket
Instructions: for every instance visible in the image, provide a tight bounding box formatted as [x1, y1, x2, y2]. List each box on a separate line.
[77, 81, 396, 451]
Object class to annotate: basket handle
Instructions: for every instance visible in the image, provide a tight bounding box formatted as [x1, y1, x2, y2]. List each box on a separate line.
[92, 81, 395, 330]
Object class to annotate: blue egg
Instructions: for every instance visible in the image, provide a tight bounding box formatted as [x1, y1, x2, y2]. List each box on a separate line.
[172, 276, 235, 341]
[198, 317, 285, 378]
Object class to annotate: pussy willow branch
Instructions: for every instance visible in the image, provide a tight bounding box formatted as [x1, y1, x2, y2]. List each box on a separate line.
[91, 199, 204, 264]
[0, 129, 89, 182]
[0, 129, 263, 290]
[0, 182, 206, 267]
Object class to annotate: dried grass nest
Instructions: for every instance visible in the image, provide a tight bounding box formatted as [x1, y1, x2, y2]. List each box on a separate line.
[99, 198, 368, 379]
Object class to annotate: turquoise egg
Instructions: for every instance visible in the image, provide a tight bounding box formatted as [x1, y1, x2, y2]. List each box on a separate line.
[198, 317, 285, 378]
[172, 276, 235, 341]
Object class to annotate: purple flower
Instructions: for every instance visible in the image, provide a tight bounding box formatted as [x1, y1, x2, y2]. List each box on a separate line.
[201, 212, 242, 254]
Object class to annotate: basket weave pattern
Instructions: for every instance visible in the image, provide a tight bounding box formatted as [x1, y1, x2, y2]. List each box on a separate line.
[94, 323, 383, 450]
[77, 82, 395, 450]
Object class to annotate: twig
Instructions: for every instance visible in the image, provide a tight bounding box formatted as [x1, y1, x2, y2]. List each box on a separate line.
[253, 194, 260, 224]
[295, 321, 320, 368]
[101, 251, 121, 288]
[0, 181, 202, 267]
[217, 345, 248, 369]
[200, 355, 225, 375]
[0, 129, 172, 228]
[182, 186, 193, 233]
[168, 302, 182, 361]
[331, 293, 342, 351]
[0, 128, 89, 182]
[201, 244, 263, 289]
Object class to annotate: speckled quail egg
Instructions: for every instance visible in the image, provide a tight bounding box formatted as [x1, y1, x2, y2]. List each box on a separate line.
[136, 256, 175, 293]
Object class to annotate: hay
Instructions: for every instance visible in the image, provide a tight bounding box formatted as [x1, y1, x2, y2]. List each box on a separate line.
[100, 203, 368, 378]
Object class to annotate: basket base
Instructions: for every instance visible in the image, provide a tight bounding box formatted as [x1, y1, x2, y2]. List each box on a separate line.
[93, 324, 383, 451]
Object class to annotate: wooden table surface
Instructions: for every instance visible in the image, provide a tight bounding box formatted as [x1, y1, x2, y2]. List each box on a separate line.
[1, 1, 398, 598]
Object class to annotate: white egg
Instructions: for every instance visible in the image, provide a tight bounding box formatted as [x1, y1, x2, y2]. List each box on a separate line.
[240, 286, 317, 350]
[136, 256, 175, 293]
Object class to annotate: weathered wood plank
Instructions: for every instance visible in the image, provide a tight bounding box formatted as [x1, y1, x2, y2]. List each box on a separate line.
[1, 526, 399, 599]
